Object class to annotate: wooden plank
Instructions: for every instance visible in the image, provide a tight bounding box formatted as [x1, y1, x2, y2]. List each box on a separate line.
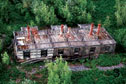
[47, 54, 53, 56]
[17, 51, 23, 54]
[48, 50, 53, 53]
[17, 55, 24, 59]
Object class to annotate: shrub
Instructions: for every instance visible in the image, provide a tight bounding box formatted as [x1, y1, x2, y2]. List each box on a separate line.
[2, 52, 10, 65]
[114, 29, 126, 51]
[32, 0, 58, 26]
[84, 59, 97, 68]
[47, 56, 72, 84]
[79, 59, 85, 64]
[96, 54, 121, 66]
[21, 79, 36, 84]
[115, 0, 126, 26]
[103, 16, 111, 28]
[87, 13, 92, 23]
[8, 80, 16, 84]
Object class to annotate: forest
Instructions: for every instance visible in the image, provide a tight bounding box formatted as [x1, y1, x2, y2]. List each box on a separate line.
[0, 0, 126, 84]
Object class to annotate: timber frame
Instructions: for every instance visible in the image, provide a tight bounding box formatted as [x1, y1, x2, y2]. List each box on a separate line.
[13, 24, 116, 63]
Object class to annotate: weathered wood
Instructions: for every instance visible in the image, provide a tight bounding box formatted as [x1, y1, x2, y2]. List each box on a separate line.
[14, 24, 116, 62]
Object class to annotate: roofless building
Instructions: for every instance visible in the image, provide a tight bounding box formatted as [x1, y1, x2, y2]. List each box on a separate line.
[13, 24, 116, 63]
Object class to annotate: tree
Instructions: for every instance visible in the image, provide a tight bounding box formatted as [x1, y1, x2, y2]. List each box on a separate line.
[2, 52, 10, 65]
[103, 16, 111, 28]
[114, 29, 126, 52]
[60, 4, 72, 24]
[47, 56, 72, 84]
[0, 0, 11, 23]
[32, 0, 58, 26]
[87, 13, 92, 23]
[115, 0, 126, 26]
[0, 39, 2, 53]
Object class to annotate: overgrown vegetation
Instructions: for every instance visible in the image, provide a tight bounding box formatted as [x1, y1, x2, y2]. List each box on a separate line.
[115, 0, 126, 26]
[1, 52, 10, 65]
[0, 0, 126, 84]
[84, 54, 123, 67]
[47, 57, 72, 84]
[95, 54, 121, 67]
[72, 68, 126, 84]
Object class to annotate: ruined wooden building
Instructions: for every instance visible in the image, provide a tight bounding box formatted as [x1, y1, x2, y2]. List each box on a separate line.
[13, 24, 116, 62]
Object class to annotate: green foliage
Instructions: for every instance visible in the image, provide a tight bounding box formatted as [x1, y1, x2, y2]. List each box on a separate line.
[72, 68, 126, 84]
[79, 59, 85, 64]
[47, 56, 72, 84]
[87, 13, 92, 23]
[8, 79, 37, 84]
[115, 0, 126, 26]
[103, 16, 111, 28]
[0, 0, 11, 23]
[0, 65, 25, 84]
[2, 52, 10, 65]
[60, 4, 72, 24]
[21, 79, 36, 84]
[0, 0, 126, 84]
[84, 54, 121, 67]
[0, 39, 2, 52]
[95, 54, 121, 67]
[8, 80, 16, 84]
[114, 28, 126, 51]
[32, 0, 58, 26]
[29, 20, 36, 26]
[93, 0, 115, 25]
[84, 59, 97, 68]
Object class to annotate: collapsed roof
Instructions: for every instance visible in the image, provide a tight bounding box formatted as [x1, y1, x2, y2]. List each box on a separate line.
[13, 24, 116, 51]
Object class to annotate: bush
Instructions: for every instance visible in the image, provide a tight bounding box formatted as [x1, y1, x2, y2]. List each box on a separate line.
[21, 79, 36, 84]
[103, 16, 111, 28]
[47, 56, 72, 84]
[72, 68, 126, 84]
[115, 0, 126, 26]
[114, 29, 126, 52]
[2, 52, 10, 65]
[96, 54, 121, 66]
[32, 0, 58, 26]
[84, 59, 97, 68]
[8, 80, 16, 84]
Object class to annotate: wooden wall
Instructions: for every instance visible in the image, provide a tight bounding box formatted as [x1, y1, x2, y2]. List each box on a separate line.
[15, 44, 116, 60]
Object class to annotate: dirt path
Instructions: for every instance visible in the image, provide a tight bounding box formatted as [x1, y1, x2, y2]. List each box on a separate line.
[69, 63, 125, 71]
[97, 63, 124, 71]
[69, 65, 90, 71]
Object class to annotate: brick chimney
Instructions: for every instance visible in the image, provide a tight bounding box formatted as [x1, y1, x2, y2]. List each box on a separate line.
[89, 23, 94, 36]
[67, 27, 71, 34]
[27, 26, 30, 40]
[96, 24, 101, 36]
[60, 24, 64, 36]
